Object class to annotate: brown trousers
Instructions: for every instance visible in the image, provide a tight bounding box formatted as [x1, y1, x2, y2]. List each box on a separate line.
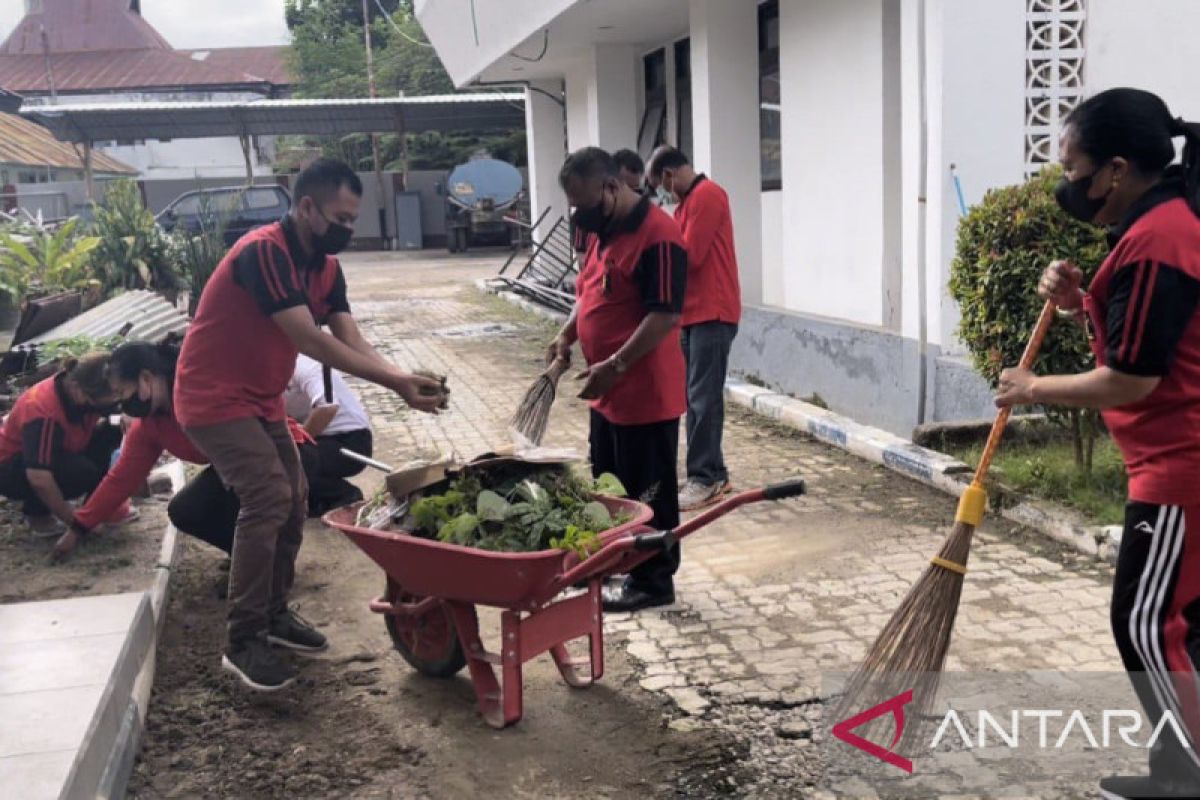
[184, 417, 306, 647]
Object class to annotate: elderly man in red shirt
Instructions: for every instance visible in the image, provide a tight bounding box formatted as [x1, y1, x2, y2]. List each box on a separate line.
[549, 147, 689, 613]
[647, 146, 742, 511]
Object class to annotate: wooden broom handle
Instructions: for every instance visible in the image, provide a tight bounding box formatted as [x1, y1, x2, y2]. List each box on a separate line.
[973, 300, 1057, 484]
[545, 357, 570, 382]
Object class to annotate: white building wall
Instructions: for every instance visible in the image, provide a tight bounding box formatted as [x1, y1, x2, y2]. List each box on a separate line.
[562, 46, 638, 153]
[777, 0, 885, 327]
[760, 191, 784, 303]
[919, 0, 1026, 351]
[1086, 0, 1200, 123]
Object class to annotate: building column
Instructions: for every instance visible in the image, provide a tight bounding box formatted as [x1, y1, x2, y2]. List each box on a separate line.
[689, 0, 763, 305]
[563, 45, 639, 153]
[524, 78, 568, 235]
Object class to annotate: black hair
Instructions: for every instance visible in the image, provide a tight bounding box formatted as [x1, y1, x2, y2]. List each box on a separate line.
[60, 351, 113, 402]
[294, 157, 364, 204]
[612, 149, 645, 175]
[1065, 87, 1200, 214]
[647, 146, 689, 180]
[109, 340, 180, 389]
[559, 147, 618, 189]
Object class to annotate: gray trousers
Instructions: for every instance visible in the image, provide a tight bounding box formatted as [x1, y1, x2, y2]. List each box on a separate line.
[681, 321, 737, 486]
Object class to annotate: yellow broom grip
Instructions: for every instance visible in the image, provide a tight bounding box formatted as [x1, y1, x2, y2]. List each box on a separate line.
[955, 484, 988, 527]
[973, 300, 1057, 484]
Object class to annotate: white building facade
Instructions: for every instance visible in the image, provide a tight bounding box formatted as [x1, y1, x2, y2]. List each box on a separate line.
[416, 0, 1200, 437]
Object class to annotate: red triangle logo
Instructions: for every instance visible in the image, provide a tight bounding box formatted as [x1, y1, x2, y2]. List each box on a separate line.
[831, 689, 915, 773]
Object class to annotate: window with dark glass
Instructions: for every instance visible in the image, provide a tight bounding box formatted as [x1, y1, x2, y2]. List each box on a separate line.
[759, 0, 782, 191]
[638, 48, 668, 161]
[674, 38, 692, 160]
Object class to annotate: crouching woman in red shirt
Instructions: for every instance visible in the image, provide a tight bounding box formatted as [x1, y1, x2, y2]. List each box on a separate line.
[0, 353, 123, 537]
[55, 341, 319, 558]
[995, 88, 1200, 800]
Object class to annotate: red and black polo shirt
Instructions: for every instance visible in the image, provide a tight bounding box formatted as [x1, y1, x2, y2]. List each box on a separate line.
[1083, 174, 1200, 506]
[175, 216, 350, 428]
[0, 373, 101, 469]
[575, 196, 688, 426]
[673, 174, 742, 327]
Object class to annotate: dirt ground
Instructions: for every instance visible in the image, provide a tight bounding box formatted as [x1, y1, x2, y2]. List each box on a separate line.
[0, 493, 168, 604]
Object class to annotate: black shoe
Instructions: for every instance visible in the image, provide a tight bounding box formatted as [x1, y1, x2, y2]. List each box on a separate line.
[222, 637, 298, 692]
[1100, 775, 1200, 799]
[268, 608, 328, 653]
[601, 582, 675, 613]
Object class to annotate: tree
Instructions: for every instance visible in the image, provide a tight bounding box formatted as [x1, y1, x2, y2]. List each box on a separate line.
[282, 0, 525, 171]
[949, 166, 1110, 472]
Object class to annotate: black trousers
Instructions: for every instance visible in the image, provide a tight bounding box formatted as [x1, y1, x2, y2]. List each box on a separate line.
[311, 428, 372, 514]
[1111, 501, 1200, 788]
[167, 441, 320, 555]
[0, 423, 122, 516]
[588, 410, 680, 596]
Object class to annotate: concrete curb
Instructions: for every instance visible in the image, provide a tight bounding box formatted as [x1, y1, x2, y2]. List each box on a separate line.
[71, 460, 187, 799]
[475, 278, 568, 325]
[476, 284, 1120, 564]
[724, 379, 1119, 564]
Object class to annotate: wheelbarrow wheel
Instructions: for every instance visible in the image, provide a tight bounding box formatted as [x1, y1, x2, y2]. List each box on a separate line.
[383, 580, 466, 678]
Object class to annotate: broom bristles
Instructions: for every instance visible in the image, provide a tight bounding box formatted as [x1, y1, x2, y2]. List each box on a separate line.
[510, 374, 557, 445]
[832, 520, 976, 753]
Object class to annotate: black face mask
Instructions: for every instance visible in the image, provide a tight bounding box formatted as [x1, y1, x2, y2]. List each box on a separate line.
[571, 188, 614, 235]
[89, 401, 120, 415]
[1055, 168, 1109, 224]
[121, 393, 154, 418]
[311, 206, 354, 256]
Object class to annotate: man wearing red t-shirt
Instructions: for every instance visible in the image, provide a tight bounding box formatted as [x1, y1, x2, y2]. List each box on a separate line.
[549, 147, 688, 613]
[648, 147, 741, 511]
[175, 159, 446, 691]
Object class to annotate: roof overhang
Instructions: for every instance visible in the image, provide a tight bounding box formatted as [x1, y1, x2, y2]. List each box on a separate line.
[19, 95, 525, 144]
[416, 0, 689, 88]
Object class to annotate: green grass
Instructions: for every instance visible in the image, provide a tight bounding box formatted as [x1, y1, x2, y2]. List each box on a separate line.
[948, 437, 1128, 526]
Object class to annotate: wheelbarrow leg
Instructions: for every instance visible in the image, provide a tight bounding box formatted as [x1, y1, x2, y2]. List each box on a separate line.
[500, 611, 524, 726]
[549, 579, 605, 687]
[446, 601, 522, 729]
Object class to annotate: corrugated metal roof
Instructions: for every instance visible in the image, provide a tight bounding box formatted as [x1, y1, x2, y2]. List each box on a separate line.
[22, 95, 526, 143]
[17, 290, 188, 349]
[0, 48, 287, 94]
[0, 112, 134, 174]
[180, 47, 292, 87]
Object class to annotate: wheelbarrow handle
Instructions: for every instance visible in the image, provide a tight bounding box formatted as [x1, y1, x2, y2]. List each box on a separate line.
[553, 479, 807, 590]
[633, 530, 676, 552]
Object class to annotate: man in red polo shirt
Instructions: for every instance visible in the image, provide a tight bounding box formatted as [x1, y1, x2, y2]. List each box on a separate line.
[647, 146, 741, 510]
[176, 158, 446, 691]
[548, 147, 688, 613]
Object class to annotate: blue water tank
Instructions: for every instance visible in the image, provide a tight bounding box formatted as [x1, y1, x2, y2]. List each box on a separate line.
[446, 158, 522, 210]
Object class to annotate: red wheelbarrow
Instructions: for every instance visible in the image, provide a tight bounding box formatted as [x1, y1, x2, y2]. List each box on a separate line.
[324, 478, 806, 728]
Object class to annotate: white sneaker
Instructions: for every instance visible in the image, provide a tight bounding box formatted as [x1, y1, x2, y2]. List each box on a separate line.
[26, 515, 66, 539]
[98, 506, 140, 534]
[678, 480, 730, 512]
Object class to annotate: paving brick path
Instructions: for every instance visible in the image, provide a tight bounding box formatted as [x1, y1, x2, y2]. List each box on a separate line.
[342, 252, 1127, 798]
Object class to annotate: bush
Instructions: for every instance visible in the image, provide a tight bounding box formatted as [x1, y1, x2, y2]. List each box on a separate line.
[949, 165, 1110, 471]
[0, 217, 101, 305]
[90, 180, 181, 296]
[165, 196, 230, 316]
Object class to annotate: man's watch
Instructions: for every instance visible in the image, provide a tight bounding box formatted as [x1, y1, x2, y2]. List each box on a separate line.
[608, 355, 628, 375]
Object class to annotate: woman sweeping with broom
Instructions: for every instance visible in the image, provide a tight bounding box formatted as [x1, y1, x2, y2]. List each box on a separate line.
[995, 88, 1200, 800]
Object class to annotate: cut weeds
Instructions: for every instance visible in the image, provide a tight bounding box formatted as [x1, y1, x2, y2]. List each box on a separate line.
[949, 436, 1127, 526]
